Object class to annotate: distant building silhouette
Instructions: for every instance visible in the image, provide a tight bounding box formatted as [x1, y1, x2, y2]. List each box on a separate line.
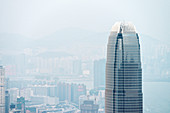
[105, 22, 143, 113]
[72, 60, 82, 75]
[94, 59, 106, 90]
[57, 82, 86, 105]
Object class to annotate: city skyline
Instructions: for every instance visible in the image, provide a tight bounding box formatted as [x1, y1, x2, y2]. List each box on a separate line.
[0, 0, 170, 113]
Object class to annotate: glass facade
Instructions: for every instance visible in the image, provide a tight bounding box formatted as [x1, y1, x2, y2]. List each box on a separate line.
[105, 22, 143, 113]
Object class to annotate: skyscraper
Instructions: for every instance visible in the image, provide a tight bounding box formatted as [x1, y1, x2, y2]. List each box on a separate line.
[0, 66, 5, 113]
[94, 59, 106, 90]
[56, 82, 86, 104]
[105, 22, 143, 113]
[16, 97, 26, 113]
[71, 83, 86, 105]
[5, 91, 10, 113]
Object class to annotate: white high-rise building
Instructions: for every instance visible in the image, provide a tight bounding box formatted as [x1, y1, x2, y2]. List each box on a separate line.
[9, 88, 19, 104]
[0, 66, 5, 113]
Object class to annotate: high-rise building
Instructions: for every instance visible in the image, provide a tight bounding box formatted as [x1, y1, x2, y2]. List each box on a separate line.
[105, 22, 143, 113]
[5, 91, 10, 113]
[80, 100, 99, 113]
[0, 66, 5, 113]
[20, 88, 33, 100]
[30, 96, 59, 105]
[72, 60, 82, 75]
[5, 78, 10, 90]
[9, 88, 19, 104]
[94, 59, 106, 90]
[16, 97, 25, 113]
[71, 83, 86, 105]
[57, 82, 86, 105]
[31, 85, 56, 97]
[57, 82, 69, 101]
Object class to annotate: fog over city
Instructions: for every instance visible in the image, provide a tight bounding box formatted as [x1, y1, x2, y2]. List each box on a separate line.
[0, 0, 170, 113]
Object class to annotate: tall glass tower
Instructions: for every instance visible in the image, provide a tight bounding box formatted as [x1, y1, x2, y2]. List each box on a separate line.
[105, 22, 143, 113]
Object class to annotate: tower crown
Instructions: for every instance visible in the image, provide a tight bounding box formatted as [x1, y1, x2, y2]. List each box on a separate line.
[111, 22, 136, 33]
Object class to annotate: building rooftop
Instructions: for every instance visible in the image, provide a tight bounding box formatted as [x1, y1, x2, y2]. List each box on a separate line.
[111, 22, 136, 33]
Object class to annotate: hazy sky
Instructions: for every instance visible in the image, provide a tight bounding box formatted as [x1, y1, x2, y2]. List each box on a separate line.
[0, 0, 170, 42]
